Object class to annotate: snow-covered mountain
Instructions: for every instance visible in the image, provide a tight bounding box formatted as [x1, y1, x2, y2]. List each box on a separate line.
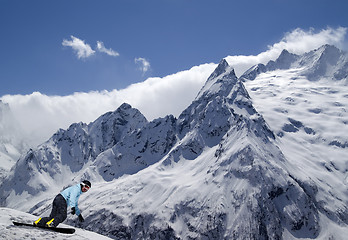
[0, 45, 348, 239]
[0, 100, 28, 180]
[0, 103, 149, 208]
[242, 44, 348, 82]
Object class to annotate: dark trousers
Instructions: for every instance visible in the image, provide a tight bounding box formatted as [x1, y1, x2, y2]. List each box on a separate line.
[38, 194, 67, 227]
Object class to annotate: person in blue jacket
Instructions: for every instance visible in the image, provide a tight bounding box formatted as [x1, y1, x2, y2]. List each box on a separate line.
[34, 180, 91, 227]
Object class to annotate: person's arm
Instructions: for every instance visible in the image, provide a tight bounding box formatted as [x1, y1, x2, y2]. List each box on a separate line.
[69, 185, 82, 216]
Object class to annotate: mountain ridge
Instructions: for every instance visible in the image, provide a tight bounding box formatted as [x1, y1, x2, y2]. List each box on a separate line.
[241, 44, 348, 81]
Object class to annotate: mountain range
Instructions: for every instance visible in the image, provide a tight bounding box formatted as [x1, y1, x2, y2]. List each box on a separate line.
[241, 44, 348, 82]
[0, 44, 348, 239]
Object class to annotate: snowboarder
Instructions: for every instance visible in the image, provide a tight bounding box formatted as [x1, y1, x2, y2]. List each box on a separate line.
[34, 180, 91, 228]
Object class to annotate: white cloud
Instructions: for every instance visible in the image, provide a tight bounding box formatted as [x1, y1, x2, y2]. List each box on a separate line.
[96, 41, 120, 57]
[0, 64, 215, 147]
[226, 27, 347, 76]
[135, 57, 151, 74]
[270, 27, 347, 54]
[62, 37, 119, 59]
[62, 36, 95, 59]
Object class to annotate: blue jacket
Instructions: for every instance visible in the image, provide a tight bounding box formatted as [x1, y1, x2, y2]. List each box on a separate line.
[60, 184, 82, 216]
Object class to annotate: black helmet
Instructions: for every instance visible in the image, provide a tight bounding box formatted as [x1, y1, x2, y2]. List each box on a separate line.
[82, 180, 91, 188]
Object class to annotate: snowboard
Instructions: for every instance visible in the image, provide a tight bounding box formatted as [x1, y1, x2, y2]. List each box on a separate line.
[13, 221, 75, 234]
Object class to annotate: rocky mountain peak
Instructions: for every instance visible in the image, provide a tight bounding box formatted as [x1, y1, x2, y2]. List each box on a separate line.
[196, 59, 237, 100]
[207, 58, 230, 80]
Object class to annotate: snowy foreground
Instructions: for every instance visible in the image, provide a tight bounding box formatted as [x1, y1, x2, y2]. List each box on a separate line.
[0, 207, 347, 240]
[0, 207, 112, 240]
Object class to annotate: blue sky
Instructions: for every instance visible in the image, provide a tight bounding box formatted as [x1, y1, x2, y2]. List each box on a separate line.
[1, 0, 347, 96]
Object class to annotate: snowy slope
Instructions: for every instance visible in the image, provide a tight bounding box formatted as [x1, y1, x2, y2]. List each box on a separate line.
[0, 207, 112, 240]
[244, 69, 348, 227]
[240, 45, 348, 235]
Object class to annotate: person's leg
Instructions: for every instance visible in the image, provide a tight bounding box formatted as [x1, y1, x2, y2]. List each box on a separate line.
[47, 194, 67, 227]
[35, 194, 67, 227]
[34, 195, 58, 227]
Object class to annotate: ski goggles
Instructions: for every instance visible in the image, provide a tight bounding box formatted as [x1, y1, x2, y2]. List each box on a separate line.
[81, 183, 90, 190]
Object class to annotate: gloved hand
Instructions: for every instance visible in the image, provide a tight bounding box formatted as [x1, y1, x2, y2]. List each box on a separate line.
[78, 214, 84, 222]
[71, 207, 76, 215]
